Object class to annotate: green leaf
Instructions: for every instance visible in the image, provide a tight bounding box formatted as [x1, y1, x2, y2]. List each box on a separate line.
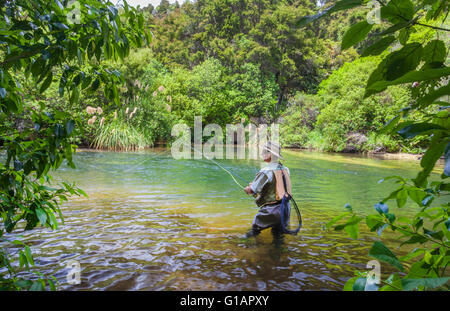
[70, 87, 79, 105]
[345, 223, 359, 239]
[334, 216, 363, 232]
[380, 273, 402, 291]
[344, 276, 358, 291]
[401, 277, 449, 291]
[408, 188, 427, 205]
[366, 214, 384, 231]
[396, 188, 408, 208]
[385, 43, 423, 81]
[341, 21, 373, 50]
[399, 248, 425, 261]
[54, 124, 65, 138]
[48, 277, 57, 291]
[423, 228, 444, 241]
[53, 22, 69, 30]
[444, 218, 450, 231]
[24, 246, 35, 266]
[90, 78, 100, 92]
[352, 277, 367, 291]
[377, 21, 411, 36]
[420, 138, 447, 173]
[379, 115, 400, 134]
[443, 142, 450, 177]
[385, 213, 396, 224]
[326, 213, 349, 229]
[380, 0, 415, 24]
[382, 187, 401, 203]
[412, 217, 424, 230]
[366, 67, 450, 95]
[54, 0, 63, 11]
[369, 241, 403, 271]
[48, 212, 58, 229]
[29, 281, 43, 291]
[66, 120, 75, 135]
[19, 252, 27, 267]
[39, 71, 53, 94]
[365, 44, 423, 95]
[397, 123, 446, 139]
[35, 208, 47, 226]
[416, 84, 450, 109]
[361, 36, 396, 57]
[422, 40, 446, 64]
[398, 28, 409, 45]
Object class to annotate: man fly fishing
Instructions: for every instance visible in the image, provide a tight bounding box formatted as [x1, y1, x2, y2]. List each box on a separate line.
[187, 140, 301, 241]
[242, 141, 301, 241]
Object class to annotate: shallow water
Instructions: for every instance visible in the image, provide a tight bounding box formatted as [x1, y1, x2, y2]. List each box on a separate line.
[3, 148, 444, 290]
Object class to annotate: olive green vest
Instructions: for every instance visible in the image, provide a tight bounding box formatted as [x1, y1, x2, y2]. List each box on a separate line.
[255, 177, 278, 207]
[254, 166, 292, 207]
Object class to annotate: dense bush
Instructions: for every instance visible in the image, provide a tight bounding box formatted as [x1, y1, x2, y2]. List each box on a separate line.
[281, 56, 425, 153]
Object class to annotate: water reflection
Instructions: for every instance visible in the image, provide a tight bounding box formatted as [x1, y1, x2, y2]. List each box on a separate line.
[2, 148, 442, 290]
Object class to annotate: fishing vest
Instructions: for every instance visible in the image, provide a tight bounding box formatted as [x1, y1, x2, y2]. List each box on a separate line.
[255, 165, 292, 207]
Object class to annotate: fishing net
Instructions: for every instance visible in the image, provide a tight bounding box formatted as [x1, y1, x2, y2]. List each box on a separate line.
[279, 194, 302, 235]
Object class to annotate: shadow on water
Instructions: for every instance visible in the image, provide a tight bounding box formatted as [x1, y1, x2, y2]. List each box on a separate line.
[2, 148, 443, 290]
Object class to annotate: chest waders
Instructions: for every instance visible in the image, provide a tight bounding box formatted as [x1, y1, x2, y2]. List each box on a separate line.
[253, 164, 302, 235]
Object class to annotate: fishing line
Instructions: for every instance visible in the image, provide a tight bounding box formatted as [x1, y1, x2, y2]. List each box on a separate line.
[187, 143, 250, 190]
[122, 148, 171, 173]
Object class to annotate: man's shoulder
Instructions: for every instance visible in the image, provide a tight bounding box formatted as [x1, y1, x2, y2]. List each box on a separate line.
[263, 163, 290, 176]
[260, 163, 289, 170]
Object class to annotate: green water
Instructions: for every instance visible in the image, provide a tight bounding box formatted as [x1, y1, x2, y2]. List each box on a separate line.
[8, 148, 444, 290]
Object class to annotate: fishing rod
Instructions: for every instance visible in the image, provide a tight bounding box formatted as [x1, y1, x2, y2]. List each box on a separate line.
[187, 143, 250, 190]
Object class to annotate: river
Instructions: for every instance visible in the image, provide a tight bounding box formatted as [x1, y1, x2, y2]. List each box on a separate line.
[4, 148, 444, 290]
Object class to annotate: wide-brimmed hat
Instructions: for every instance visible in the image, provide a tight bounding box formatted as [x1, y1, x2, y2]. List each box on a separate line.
[260, 141, 284, 160]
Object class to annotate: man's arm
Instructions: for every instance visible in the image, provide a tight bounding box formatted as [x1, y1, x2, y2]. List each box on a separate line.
[244, 172, 270, 196]
[244, 184, 254, 195]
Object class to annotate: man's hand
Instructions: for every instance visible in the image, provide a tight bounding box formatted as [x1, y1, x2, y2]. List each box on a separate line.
[244, 183, 254, 195]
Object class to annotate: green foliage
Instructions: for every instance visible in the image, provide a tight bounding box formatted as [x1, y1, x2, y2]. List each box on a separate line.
[150, 0, 356, 107]
[300, 0, 450, 291]
[281, 56, 417, 152]
[0, 0, 149, 290]
[341, 21, 373, 50]
[137, 58, 280, 129]
[131, 97, 175, 144]
[280, 93, 319, 147]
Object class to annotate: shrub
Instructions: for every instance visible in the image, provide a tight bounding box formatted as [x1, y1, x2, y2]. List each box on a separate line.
[91, 116, 152, 151]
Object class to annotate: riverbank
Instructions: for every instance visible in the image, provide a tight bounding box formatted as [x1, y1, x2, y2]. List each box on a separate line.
[284, 147, 424, 161]
[76, 146, 427, 162]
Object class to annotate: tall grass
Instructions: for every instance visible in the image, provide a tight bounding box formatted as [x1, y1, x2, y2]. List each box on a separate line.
[91, 118, 152, 151]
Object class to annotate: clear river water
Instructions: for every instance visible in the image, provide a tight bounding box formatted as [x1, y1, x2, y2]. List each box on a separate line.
[4, 148, 444, 290]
